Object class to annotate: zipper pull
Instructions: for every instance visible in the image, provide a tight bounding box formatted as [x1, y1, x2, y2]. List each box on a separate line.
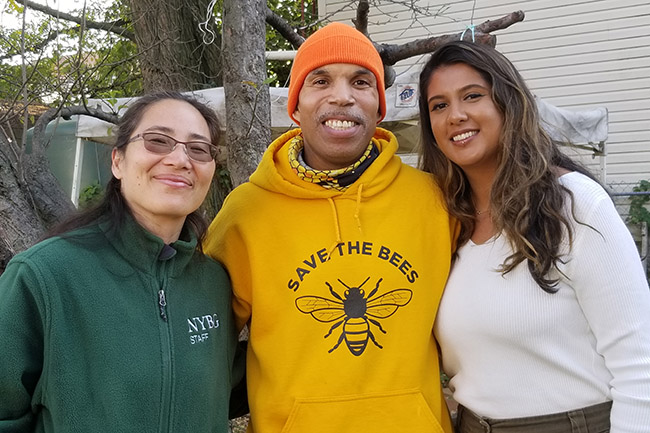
[158, 289, 168, 321]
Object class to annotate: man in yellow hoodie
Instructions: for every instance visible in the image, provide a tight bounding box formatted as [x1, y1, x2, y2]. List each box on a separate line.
[205, 22, 455, 433]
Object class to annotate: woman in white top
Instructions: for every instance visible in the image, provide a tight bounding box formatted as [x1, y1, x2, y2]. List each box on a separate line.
[418, 40, 650, 433]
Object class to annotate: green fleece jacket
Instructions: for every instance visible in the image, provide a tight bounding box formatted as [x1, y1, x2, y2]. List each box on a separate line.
[0, 215, 238, 433]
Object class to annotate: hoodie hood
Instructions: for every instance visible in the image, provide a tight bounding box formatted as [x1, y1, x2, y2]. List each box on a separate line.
[249, 127, 402, 200]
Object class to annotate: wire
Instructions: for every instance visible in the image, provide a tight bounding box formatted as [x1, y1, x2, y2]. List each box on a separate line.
[198, 0, 218, 45]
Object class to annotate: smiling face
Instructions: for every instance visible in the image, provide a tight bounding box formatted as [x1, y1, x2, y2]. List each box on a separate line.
[293, 63, 381, 170]
[426, 63, 504, 176]
[111, 99, 216, 240]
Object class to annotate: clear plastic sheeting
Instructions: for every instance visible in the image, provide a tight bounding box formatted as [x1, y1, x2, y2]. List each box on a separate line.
[77, 87, 295, 144]
[76, 73, 608, 157]
[536, 97, 608, 155]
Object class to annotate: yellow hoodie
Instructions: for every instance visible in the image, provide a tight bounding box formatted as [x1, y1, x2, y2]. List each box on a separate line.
[205, 128, 455, 433]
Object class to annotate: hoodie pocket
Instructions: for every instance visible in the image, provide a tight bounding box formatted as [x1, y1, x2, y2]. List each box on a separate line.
[280, 389, 444, 433]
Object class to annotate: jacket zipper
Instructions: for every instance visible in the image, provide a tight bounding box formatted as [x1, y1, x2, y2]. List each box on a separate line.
[158, 289, 168, 321]
[157, 273, 173, 433]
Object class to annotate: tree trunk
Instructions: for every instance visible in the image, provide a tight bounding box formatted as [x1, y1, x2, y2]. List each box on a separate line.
[22, 145, 75, 227]
[0, 130, 70, 273]
[128, 0, 222, 91]
[222, 0, 270, 187]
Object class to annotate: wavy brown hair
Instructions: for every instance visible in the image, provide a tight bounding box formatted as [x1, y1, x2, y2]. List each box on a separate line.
[418, 41, 597, 293]
[46, 91, 221, 251]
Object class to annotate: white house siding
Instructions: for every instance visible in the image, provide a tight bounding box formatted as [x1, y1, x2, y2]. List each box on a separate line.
[320, 0, 650, 188]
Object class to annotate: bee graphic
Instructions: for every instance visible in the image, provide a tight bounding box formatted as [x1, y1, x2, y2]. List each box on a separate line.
[295, 277, 412, 356]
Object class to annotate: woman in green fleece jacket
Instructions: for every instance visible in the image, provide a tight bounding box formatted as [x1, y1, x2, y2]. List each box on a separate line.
[0, 91, 241, 433]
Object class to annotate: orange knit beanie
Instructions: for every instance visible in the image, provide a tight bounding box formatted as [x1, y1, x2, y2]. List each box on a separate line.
[287, 22, 386, 124]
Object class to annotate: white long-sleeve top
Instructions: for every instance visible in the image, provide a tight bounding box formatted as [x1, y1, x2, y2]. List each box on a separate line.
[435, 172, 650, 432]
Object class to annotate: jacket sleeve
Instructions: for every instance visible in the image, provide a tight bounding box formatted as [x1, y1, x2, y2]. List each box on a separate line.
[566, 185, 650, 432]
[0, 258, 46, 432]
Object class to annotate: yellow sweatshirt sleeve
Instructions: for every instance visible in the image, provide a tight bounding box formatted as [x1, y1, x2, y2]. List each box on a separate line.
[205, 194, 252, 332]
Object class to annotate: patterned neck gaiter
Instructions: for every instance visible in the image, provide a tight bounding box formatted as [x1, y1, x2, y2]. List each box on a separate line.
[288, 134, 379, 191]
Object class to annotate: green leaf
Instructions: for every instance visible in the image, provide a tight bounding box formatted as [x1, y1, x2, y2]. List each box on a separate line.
[7, 0, 24, 13]
[627, 180, 650, 226]
[263, 74, 277, 85]
[78, 181, 104, 209]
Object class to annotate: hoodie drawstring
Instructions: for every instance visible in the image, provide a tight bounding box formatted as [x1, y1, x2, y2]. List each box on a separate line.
[326, 186, 365, 259]
[354, 184, 363, 236]
[327, 198, 343, 259]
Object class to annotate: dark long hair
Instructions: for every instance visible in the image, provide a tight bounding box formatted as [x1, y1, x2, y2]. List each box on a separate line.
[46, 91, 221, 250]
[418, 41, 596, 293]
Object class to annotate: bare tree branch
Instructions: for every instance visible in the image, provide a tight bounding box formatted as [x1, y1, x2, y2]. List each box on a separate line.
[264, 6, 524, 88]
[475, 10, 525, 33]
[353, 0, 370, 36]
[380, 32, 494, 66]
[379, 10, 525, 67]
[265, 7, 304, 48]
[15, 0, 135, 41]
[32, 105, 118, 152]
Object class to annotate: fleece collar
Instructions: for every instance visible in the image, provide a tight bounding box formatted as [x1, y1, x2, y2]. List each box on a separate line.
[99, 213, 198, 276]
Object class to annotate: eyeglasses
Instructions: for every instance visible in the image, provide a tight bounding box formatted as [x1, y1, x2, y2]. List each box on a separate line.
[128, 132, 217, 163]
